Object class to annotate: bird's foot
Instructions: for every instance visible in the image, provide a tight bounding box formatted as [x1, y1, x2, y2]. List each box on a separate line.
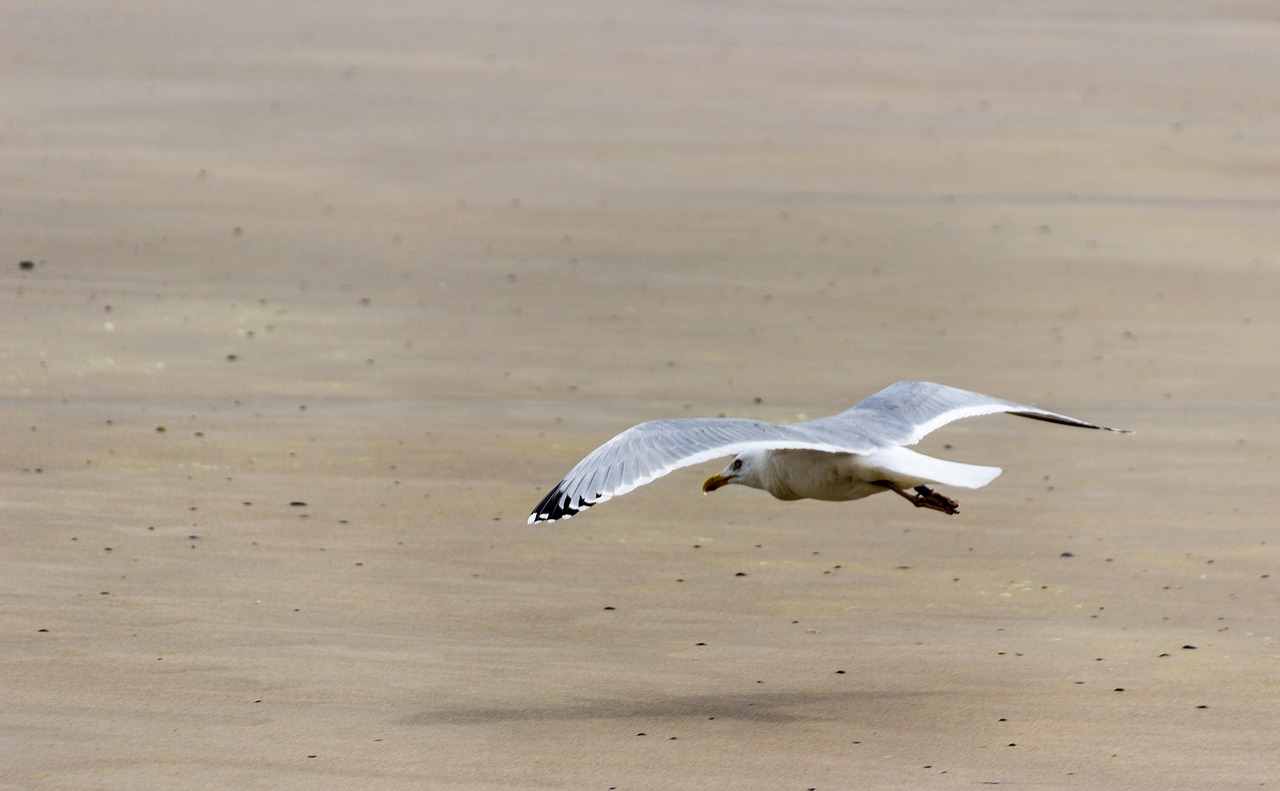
[911, 486, 959, 515]
[874, 481, 961, 515]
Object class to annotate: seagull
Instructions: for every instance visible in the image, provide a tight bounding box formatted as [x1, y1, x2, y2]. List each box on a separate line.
[528, 381, 1130, 523]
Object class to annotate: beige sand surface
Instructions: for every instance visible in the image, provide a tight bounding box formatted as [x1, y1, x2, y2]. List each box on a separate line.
[4, 2, 1279, 788]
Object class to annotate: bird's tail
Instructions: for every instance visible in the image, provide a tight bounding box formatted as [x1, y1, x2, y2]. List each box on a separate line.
[863, 446, 1002, 489]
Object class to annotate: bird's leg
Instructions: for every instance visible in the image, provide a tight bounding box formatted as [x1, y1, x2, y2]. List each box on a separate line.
[874, 481, 960, 515]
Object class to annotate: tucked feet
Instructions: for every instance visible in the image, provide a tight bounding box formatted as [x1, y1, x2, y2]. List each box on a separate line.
[876, 482, 961, 515]
[910, 485, 959, 514]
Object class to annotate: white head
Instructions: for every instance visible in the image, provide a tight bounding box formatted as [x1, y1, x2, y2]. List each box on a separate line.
[702, 449, 768, 493]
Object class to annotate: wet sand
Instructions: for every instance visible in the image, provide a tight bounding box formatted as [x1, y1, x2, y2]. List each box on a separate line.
[4, 2, 1279, 788]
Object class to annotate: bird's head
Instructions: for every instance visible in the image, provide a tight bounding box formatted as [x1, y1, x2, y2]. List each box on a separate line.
[702, 449, 765, 493]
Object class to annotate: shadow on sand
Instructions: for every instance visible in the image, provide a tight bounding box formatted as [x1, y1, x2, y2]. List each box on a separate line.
[405, 688, 926, 726]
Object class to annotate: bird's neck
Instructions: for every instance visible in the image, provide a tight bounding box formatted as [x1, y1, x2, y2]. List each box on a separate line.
[752, 450, 802, 500]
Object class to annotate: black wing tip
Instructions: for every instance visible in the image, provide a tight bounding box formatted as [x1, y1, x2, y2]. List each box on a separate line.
[528, 485, 598, 524]
[1009, 410, 1132, 434]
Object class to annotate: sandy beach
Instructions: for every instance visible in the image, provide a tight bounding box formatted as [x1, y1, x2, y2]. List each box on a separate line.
[4, 2, 1279, 788]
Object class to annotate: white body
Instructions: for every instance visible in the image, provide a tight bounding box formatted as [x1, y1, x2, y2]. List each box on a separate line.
[714, 446, 1001, 502]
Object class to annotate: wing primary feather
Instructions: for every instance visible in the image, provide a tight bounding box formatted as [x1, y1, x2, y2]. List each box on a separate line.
[1008, 409, 1132, 432]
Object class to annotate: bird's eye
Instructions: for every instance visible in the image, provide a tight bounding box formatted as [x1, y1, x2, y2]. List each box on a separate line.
[731, 459, 742, 471]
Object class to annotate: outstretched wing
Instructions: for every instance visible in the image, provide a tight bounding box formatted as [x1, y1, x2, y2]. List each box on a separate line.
[528, 418, 848, 523]
[803, 380, 1131, 449]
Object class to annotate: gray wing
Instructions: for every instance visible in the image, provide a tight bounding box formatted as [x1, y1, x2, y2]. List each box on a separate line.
[528, 418, 849, 523]
[801, 380, 1131, 450]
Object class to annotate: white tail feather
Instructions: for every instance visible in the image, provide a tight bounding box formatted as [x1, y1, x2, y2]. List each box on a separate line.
[861, 446, 1002, 489]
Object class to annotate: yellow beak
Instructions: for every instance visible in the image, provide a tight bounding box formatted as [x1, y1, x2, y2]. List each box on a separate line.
[702, 474, 731, 493]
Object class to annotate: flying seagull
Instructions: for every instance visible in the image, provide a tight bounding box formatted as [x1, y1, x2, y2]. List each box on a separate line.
[528, 381, 1130, 523]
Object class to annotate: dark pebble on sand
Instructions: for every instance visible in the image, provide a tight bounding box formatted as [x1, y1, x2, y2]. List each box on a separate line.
[20, 260, 34, 270]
